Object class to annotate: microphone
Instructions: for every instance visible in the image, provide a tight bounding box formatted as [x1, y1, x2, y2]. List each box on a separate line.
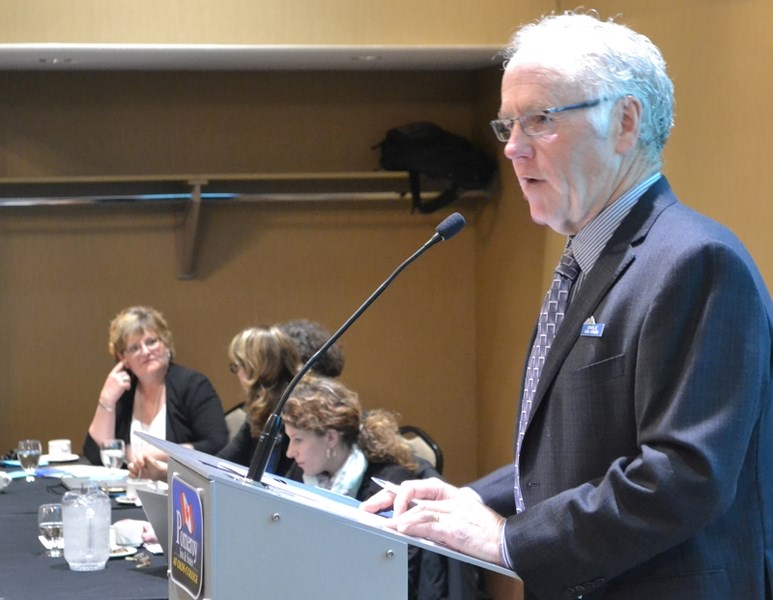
[246, 211, 467, 482]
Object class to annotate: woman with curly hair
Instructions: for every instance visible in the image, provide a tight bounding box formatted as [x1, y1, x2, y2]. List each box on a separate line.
[282, 376, 416, 498]
[282, 376, 479, 600]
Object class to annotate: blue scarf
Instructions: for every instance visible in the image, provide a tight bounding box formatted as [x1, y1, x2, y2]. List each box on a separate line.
[302, 445, 367, 498]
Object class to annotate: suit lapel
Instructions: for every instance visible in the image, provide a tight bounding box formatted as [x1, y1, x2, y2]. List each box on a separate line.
[527, 177, 677, 420]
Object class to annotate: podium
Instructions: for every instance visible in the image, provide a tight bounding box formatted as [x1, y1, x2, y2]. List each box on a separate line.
[137, 433, 518, 600]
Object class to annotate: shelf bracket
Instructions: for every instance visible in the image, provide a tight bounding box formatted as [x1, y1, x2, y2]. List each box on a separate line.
[176, 179, 205, 279]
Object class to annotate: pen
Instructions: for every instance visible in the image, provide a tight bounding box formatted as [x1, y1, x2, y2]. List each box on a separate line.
[371, 477, 423, 506]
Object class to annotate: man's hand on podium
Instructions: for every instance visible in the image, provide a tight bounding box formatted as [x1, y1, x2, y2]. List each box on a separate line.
[360, 477, 506, 566]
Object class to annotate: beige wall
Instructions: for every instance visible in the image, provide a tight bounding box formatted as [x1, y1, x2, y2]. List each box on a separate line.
[1, 2, 771, 598]
[0, 70, 491, 176]
[0, 69, 490, 490]
[590, 0, 773, 284]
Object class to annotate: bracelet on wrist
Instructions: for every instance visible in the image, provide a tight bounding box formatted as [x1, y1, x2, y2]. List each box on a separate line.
[98, 400, 114, 413]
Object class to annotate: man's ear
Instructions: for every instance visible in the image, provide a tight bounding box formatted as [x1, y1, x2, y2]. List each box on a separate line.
[616, 95, 642, 154]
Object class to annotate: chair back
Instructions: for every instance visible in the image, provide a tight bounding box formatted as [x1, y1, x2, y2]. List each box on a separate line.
[225, 403, 246, 441]
[399, 425, 444, 475]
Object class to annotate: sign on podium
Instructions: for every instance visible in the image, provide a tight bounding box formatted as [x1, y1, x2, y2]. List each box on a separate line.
[136, 432, 518, 600]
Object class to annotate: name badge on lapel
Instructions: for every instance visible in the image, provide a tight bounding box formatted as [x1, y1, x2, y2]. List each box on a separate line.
[581, 316, 605, 337]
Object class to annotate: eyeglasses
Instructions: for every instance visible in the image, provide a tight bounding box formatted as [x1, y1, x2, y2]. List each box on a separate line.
[123, 337, 160, 357]
[229, 363, 240, 375]
[490, 97, 610, 141]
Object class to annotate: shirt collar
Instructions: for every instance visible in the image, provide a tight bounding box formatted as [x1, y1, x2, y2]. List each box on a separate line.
[571, 172, 662, 273]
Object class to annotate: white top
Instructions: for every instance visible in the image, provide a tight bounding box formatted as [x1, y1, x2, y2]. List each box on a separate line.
[129, 404, 166, 456]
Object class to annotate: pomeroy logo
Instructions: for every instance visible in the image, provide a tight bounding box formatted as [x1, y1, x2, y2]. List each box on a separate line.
[179, 492, 196, 534]
[171, 475, 204, 599]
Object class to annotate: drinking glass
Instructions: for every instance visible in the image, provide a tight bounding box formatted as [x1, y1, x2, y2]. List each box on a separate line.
[17, 439, 42, 482]
[38, 503, 64, 557]
[99, 439, 126, 472]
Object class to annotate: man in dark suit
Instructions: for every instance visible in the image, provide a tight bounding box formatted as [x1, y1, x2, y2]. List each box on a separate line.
[363, 11, 772, 600]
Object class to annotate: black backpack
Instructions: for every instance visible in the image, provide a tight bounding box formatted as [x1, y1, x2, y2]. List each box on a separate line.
[377, 121, 497, 213]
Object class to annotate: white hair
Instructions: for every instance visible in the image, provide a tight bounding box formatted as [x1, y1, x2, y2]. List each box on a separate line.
[503, 11, 675, 162]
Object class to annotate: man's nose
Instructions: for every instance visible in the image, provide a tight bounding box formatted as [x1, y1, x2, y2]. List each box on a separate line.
[504, 128, 535, 161]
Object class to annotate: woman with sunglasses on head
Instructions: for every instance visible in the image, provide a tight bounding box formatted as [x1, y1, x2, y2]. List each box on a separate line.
[215, 325, 302, 472]
[83, 306, 228, 471]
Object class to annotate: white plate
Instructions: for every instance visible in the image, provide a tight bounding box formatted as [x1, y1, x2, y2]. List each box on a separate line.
[43, 453, 80, 463]
[109, 546, 138, 559]
[115, 495, 141, 506]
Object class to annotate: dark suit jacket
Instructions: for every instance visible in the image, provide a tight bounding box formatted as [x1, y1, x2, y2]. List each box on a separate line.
[83, 362, 228, 464]
[470, 178, 773, 599]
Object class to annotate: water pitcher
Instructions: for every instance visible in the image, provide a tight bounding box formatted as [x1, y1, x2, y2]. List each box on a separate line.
[62, 481, 111, 571]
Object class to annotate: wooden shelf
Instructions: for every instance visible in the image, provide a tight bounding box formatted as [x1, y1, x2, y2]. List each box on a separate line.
[0, 172, 490, 279]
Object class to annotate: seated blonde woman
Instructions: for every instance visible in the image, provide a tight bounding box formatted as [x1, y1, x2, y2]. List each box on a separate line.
[85, 306, 227, 470]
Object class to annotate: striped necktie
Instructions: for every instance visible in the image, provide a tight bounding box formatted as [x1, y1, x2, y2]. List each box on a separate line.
[514, 244, 580, 512]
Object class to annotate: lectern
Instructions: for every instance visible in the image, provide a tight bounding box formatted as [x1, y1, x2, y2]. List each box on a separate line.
[137, 433, 518, 600]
